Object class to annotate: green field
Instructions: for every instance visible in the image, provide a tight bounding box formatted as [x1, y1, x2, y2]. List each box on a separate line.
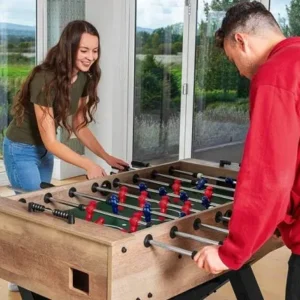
[0, 63, 33, 155]
[0, 65, 31, 79]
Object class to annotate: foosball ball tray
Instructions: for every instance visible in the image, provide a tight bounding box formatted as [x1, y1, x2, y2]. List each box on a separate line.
[0, 159, 283, 300]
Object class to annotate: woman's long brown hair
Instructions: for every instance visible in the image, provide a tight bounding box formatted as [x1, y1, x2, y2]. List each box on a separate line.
[12, 20, 101, 136]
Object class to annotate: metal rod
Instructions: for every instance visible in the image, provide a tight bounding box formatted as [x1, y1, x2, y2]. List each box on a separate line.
[181, 185, 234, 201]
[148, 239, 195, 257]
[200, 224, 229, 234]
[167, 191, 219, 207]
[197, 183, 235, 192]
[115, 181, 141, 190]
[206, 191, 233, 201]
[170, 168, 195, 177]
[119, 180, 218, 208]
[170, 168, 237, 185]
[154, 171, 192, 183]
[135, 176, 169, 187]
[197, 174, 236, 185]
[133, 176, 233, 202]
[174, 231, 221, 245]
[154, 170, 235, 192]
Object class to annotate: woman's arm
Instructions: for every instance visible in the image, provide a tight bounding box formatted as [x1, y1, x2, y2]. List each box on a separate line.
[34, 104, 107, 179]
[72, 98, 128, 170]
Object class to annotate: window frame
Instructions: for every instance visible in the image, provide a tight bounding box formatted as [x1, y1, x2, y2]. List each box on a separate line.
[37, 0, 48, 63]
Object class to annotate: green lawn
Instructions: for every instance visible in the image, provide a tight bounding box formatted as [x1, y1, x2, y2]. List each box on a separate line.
[0, 65, 32, 79]
[0, 64, 32, 156]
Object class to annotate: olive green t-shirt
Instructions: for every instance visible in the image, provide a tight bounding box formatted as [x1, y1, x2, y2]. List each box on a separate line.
[6, 70, 88, 145]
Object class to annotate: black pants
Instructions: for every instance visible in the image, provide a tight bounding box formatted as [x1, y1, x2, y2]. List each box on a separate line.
[286, 254, 300, 299]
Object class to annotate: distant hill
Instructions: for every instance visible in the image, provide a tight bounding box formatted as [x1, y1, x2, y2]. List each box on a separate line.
[137, 27, 154, 34]
[0, 23, 35, 37]
[137, 23, 184, 35]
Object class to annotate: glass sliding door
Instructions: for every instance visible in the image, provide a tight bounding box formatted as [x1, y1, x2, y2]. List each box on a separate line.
[0, 0, 36, 183]
[191, 0, 250, 163]
[133, 0, 185, 164]
[270, 0, 296, 37]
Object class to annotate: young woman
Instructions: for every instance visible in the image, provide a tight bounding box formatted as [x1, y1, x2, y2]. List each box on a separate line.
[3, 20, 128, 194]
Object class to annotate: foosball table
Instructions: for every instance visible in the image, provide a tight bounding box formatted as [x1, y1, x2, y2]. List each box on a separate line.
[0, 159, 283, 300]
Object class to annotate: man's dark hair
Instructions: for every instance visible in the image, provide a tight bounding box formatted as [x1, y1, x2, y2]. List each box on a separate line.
[215, 1, 282, 48]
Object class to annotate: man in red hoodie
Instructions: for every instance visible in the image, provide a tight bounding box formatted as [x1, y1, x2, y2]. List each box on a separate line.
[193, 1, 300, 298]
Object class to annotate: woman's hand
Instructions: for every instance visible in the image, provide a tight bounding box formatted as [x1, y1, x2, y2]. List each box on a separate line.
[86, 163, 107, 179]
[105, 155, 129, 170]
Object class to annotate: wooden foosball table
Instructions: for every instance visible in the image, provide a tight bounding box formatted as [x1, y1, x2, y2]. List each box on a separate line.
[0, 159, 283, 300]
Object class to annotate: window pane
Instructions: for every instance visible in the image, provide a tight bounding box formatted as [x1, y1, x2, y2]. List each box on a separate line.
[133, 0, 184, 164]
[270, 0, 295, 37]
[47, 0, 85, 49]
[0, 0, 36, 171]
[191, 0, 250, 163]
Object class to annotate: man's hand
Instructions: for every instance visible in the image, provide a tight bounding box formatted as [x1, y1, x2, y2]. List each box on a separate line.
[193, 245, 229, 274]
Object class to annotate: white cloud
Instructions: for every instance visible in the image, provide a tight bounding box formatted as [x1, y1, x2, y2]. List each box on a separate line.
[137, 0, 184, 29]
[0, 0, 293, 30]
[0, 0, 36, 26]
[137, 0, 293, 30]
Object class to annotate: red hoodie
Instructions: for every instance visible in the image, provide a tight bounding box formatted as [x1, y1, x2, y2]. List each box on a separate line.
[218, 37, 300, 270]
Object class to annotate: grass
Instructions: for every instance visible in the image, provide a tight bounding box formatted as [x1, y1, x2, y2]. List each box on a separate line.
[0, 64, 33, 156]
[0, 65, 32, 78]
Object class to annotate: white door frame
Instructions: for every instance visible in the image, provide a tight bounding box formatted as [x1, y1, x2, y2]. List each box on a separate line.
[125, 0, 136, 164]
[261, 0, 270, 9]
[36, 0, 48, 63]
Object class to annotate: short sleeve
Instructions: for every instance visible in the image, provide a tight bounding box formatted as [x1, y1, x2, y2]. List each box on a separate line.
[81, 73, 89, 98]
[30, 72, 54, 107]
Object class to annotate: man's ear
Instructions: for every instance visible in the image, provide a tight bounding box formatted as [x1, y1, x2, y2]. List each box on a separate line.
[234, 33, 246, 51]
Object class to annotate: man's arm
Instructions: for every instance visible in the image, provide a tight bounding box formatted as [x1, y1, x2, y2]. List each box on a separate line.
[219, 85, 299, 270]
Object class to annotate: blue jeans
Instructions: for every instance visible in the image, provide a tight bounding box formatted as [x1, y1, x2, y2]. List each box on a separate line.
[3, 137, 54, 192]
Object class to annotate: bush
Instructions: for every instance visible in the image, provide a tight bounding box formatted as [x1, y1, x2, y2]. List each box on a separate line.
[0, 54, 34, 65]
[133, 104, 249, 161]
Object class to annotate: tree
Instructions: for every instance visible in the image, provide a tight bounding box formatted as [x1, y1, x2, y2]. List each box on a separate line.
[18, 41, 31, 53]
[172, 41, 183, 54]
[135, 54, 180, 112]
[286, 0, 300, 36]
[192, 0, 250, 111]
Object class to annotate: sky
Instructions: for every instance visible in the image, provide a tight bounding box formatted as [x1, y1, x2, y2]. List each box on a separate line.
[137, 0, 291, 29]
[270, 0, 290, 21]
[0, 0, 292, 29]
[0, 0, 36, 26]
[136, 0, 185, 29]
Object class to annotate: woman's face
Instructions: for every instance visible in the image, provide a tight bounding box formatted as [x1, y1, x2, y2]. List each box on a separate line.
[74, 33, 99, 73]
